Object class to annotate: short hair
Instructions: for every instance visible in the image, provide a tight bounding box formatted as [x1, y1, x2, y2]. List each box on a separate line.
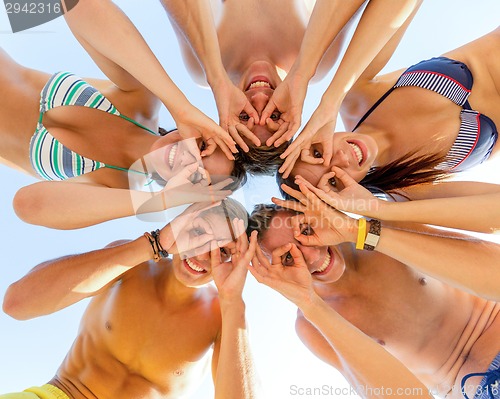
[235, 141, 290, 176]
[276, 150, 450, 200]
[201, 197, 250, 234]
[247, 203, 298, 240]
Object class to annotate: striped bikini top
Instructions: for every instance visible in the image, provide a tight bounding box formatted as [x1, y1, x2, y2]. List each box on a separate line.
[352, 57, 498, 172]
[30, 72, 157, 181]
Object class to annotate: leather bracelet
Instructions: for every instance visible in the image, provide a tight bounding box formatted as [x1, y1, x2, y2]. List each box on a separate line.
[364, 219, 381, 251]
[151, 229, 169, 259]
[144, 230, 169, 262]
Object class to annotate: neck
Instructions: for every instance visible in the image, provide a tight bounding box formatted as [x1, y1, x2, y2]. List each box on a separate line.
[122, 130, 159, 168]
[160, 263, 201, 306]
[354, 125, 394, 167]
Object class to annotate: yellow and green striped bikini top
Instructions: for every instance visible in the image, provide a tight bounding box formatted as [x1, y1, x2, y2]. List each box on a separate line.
[30, 72, 157, 181]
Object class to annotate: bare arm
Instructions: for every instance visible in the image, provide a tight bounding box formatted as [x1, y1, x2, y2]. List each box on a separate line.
[13, 168, 231, 229]
[297, 172, 500, 234]
[278, 0, 422, 176]
[2, 238, 152, 320]
[63, 0, 236, 155]
[278, 180, 500, 302]
[249, 244, 433, 399]
[160, 0, 225, 85]
[212, 231, 259, 398]
[62, 0, 188, 110]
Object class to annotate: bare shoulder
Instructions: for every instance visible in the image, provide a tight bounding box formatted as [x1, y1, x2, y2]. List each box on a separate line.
[295, 310, 341, 367]
[442, 26, 500, 66]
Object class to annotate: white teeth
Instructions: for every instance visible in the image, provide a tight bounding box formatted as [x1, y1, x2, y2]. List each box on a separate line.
[186, 258, 204, 272]
[348, 142, 363, 165]
[249, 81, 271, 89]
[314, 251, 331, 274]
[168, 144, 178, 168]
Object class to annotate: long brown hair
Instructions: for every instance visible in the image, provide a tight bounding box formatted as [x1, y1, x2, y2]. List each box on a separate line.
[276, 150, 451, 200]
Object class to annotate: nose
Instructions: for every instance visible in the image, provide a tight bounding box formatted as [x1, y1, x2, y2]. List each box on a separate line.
[330, 149, 350, 169]
[298, 245, 321, 269]
[250, 92, 270, 115]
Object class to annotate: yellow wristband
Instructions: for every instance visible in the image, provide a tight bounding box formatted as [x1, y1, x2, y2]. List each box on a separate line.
[356, 218, 367, 250]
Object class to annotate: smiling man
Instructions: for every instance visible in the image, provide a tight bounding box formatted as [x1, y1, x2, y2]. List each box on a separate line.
[248, 198, 500, 399]
[2, 200, 258, 399]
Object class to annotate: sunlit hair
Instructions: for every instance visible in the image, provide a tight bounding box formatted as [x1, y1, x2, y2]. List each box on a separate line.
[201, 197, 250, 235]
[235, 141, 290, 176]
[151, 127, 246, 191]
[276, 150, 450, 200]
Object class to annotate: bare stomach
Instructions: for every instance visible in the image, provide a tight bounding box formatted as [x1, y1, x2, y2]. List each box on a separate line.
[417, 300, 500, 398]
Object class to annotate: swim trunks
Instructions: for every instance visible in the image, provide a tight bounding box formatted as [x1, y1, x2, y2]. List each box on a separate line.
[0, 384, 70, 399]
[30, 72, 156, 180]
[461, 352, 500, 399]
[353, 57, 498, 172]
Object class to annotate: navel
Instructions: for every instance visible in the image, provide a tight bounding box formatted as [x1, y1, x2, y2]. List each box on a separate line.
[173, 369, 184, 376]
[105, 321, 112, 331]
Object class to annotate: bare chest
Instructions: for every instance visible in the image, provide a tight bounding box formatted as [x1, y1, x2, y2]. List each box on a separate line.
[360, 87, 463, 161]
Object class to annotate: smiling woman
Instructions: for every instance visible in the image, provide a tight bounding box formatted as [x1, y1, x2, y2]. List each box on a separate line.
[1, 1, 500, 399]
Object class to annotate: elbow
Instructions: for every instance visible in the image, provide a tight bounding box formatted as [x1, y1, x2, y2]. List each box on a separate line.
[13, 185, 45, 226]
[3, 283, 33, 320]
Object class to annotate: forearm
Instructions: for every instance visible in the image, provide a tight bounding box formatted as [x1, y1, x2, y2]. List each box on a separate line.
[13, 182, 167, 229]
[292, 0, 366, 81]
[378, 193, 500, 234]
[63, 0, 190, 113]
[3, 238, 152, 320]
[376, 226, 500, 301]
[299, 296, 432, 399]
[215, 300, 257, 399]
[321, 0, 421, 108]
[160, 0, 226, 84]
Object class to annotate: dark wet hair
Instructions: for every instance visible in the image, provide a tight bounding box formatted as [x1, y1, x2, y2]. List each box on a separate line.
[276, 150, 450, 200]
[152, 127, 246, 191]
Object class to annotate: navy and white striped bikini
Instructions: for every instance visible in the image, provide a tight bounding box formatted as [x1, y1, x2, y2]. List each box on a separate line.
[352, 57, 498, 172]
[30, 72, 157, 180]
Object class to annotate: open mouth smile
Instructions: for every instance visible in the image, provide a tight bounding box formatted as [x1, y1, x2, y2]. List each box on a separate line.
[183, 258, 207, 275]
[245, 76, 274, 91]
[312, 249, 334, 276]
[346, 140, 366, 166]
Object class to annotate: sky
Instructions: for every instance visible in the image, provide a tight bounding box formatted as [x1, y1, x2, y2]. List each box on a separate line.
[0, 1, 499, 398]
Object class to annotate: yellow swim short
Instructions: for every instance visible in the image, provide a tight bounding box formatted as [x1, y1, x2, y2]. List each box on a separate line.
[0, 384, 70, 399]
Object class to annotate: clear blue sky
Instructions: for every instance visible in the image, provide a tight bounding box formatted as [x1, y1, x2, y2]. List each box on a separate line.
[0, 1, 499, 398]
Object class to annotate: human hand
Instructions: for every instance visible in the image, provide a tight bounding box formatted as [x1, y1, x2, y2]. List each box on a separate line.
[272, 182, 358, 246]
[173, 103, 238, 160]
[159, 201, 223, 256]
[295, 167, 385, 218]
[260, 72, 309, 147]
[211, 77, 261, 151]
[211, 220, 257, 303]
[160, 162, 232, 208]
[249, 241, 317, 308]
[278, 102, 338, 178]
